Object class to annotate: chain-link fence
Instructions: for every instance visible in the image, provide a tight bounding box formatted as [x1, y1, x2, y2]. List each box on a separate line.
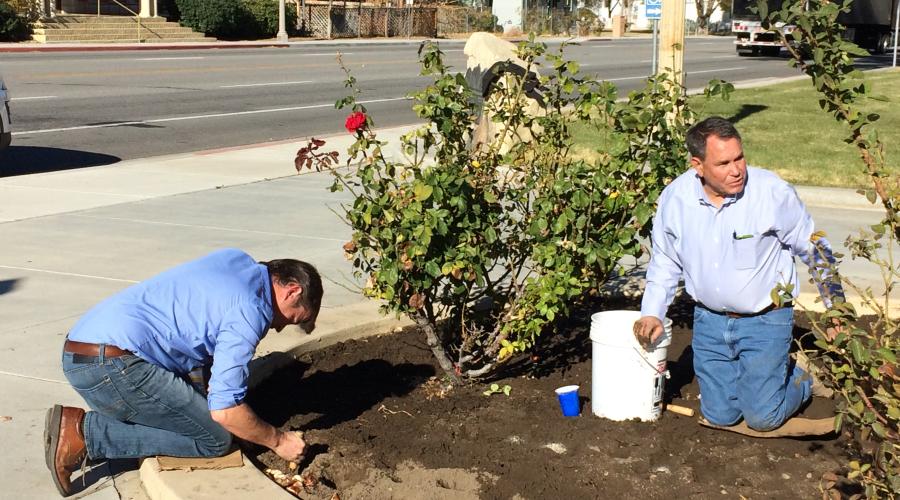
[294, 1, 436, 38]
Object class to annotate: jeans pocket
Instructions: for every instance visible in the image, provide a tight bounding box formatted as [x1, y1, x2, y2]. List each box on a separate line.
[66, 361, 138, 421]
[757, 306, 794, 327]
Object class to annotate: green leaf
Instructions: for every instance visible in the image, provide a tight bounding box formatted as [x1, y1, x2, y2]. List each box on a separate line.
[424, 261, 441, 278]
[413, 183, 434, 201]
[485, 227, 498, 244]
[849, 339, 866, 363]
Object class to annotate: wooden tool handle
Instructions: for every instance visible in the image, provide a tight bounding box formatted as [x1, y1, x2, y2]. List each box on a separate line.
[665, 404, 695, 417]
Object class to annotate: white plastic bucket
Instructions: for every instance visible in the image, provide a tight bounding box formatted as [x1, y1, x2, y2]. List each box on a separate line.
[590, 310, 672, 422]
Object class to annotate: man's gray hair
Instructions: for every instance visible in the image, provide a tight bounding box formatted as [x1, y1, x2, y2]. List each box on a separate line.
[686, 116, 742, 160]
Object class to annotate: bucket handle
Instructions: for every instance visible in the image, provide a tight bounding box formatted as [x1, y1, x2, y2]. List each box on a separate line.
[632, 346, 671, 379]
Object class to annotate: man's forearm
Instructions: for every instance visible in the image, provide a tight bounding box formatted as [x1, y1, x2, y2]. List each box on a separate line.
[210, 403, 281, 450]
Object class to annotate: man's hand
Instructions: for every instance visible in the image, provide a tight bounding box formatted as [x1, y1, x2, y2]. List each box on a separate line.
[211, 403, 305, 461]
[633, 316, 664, 349]
[824, 317, 844, 342]
[273, 430, 306, 463]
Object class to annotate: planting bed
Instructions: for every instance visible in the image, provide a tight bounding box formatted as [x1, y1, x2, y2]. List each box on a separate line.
[248, 297, 852, 499]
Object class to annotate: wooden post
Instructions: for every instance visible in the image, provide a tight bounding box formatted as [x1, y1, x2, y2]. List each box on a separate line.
[327, 0, 333, 38]
[657, 0, 685, 86]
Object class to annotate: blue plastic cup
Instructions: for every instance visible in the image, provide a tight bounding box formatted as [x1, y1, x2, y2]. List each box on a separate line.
[555, 385, 580, 417]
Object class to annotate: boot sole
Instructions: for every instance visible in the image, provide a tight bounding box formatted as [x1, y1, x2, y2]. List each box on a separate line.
[44, 405, 69, 496]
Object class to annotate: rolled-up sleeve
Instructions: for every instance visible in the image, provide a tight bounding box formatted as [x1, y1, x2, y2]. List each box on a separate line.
[206, 303, 269, 411]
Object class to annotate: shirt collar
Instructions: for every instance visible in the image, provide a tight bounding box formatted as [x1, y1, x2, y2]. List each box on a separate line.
[693, 169, 748, 208]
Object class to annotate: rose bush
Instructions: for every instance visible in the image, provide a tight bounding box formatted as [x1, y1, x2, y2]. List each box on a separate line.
[297, 39, 732, 380]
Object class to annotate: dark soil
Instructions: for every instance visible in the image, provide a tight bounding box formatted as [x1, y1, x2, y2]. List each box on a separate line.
[247, 296, 853, 499]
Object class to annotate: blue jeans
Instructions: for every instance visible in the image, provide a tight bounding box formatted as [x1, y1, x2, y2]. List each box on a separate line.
[62, 349, 232, 459]
[692, 305, 811, 431]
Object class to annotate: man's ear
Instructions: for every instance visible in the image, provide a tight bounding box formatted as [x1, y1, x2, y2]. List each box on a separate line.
[690, 156, 704, 177]
[285, 282, 303, 302]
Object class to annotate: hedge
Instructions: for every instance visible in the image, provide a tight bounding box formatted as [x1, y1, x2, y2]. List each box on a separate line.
[0, 1, 31, 41]
[175, 0, 297, 39]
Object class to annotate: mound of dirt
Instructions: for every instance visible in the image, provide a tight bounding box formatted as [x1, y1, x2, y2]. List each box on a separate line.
[248, 298, 850, 499]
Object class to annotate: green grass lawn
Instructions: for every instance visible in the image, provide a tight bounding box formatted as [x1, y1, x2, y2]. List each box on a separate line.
[572, 68, 899, 189]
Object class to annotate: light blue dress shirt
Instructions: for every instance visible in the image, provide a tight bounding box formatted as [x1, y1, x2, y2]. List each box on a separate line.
[68, 248, 274, 411]
[640, 166, 840, 321]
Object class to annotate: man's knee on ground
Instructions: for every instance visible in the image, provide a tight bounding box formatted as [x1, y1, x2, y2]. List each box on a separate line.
[743, 408, 786, 432]
[197, 431, 232, 457]
[701, 404, 741, 427]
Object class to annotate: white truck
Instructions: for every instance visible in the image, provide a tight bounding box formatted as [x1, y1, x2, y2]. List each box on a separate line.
[732, 0, 898, 56]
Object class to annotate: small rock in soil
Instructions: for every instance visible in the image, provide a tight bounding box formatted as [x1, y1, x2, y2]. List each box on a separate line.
[782, 473, 792, 480]
[543, 443, 567, 454]
[506, 435, 523, 445]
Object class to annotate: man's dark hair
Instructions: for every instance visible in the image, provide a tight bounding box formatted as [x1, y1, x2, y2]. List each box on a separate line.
[686, 116, 742, 160]
[262, 259, 323, 316]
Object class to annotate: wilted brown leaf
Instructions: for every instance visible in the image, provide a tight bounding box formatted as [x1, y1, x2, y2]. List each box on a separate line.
[408, 293, 425, 309]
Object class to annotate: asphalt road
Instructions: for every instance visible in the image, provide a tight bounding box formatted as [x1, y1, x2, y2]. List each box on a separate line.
[0, 37, 895, 175]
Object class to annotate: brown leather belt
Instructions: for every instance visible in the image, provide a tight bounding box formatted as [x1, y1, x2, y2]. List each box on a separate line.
[64, 339, 131, 358]
[699, 302, 793, 319]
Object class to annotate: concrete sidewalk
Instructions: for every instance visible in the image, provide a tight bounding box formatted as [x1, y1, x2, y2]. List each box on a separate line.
[0, 122, 889, 499]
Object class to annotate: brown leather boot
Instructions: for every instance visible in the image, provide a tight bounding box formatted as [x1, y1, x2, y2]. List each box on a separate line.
[44, 405, 87, 497]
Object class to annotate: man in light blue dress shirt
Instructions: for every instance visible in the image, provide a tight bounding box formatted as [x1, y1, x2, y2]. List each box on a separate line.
[633, 117, 842, 432]
[43, 248, 323, 496]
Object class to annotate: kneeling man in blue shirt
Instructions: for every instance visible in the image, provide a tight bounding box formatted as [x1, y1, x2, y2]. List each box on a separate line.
[44, 248, 322, 496]
[633, 117, 842, 432]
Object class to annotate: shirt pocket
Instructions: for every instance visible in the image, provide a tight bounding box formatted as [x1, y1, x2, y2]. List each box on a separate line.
[732, 233, 758, 270]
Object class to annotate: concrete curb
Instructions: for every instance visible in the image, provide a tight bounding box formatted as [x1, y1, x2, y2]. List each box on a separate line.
[0, 37, 459, 53]
[795, 185, 882, 212]
[138, 302, 410, 500]
[0, 42, 289, 52]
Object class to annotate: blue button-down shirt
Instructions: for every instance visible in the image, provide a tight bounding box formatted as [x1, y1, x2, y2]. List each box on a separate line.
[640, 166, 840, 320]
[68, 248, 273, 411]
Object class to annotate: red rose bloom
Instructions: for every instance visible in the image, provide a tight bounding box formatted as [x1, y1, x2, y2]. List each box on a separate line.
[345, 111, 367, 134]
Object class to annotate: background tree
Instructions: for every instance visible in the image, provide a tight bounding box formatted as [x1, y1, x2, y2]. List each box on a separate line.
[694, 0, 727, 33]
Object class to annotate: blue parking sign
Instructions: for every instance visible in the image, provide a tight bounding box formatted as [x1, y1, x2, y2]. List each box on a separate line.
[645, 0, 661, 19]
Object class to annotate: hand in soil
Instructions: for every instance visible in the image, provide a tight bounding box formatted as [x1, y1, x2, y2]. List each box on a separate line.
[274, 430, 306, 462]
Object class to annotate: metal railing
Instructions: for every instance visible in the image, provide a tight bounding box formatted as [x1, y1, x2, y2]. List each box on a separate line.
[97, 0, 143, 43]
